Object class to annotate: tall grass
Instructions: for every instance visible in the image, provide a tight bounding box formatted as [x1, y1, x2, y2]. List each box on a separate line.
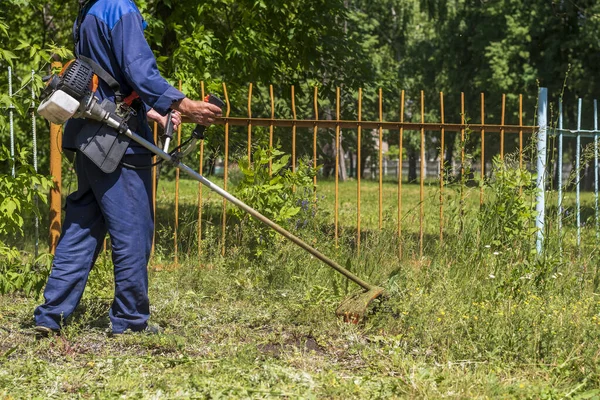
[145, 151, 600, 377]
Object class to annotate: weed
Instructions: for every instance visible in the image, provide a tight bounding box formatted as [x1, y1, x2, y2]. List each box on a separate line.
[230, 146, 317, 256]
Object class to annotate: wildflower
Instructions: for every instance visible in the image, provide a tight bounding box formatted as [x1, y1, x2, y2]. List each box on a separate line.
[493, 251, 500, 256]
[489, 274, 496, 279]
[298, 199, 310, 212]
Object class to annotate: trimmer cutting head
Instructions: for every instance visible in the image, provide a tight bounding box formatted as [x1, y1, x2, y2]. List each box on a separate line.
[336, 286, 385, 324]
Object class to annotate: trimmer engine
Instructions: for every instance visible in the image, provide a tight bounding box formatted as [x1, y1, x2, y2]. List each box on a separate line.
[38, 59, 96, 124]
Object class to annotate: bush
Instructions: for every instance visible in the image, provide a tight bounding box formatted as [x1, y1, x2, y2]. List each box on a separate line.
[479, 155, 538, 253]
[230, 146, 318, 256]
[0, 145, 53, 296]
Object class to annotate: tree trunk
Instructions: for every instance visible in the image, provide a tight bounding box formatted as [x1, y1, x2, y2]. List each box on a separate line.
[584, 160, 594, 191]
[360, 152, 368, 180]
[552, 139, 560, 190]
[444, 132, 455, 178]
[408, 148, 417, 183]
[338, 134, 348, 182]
[570, 139, 577, 191]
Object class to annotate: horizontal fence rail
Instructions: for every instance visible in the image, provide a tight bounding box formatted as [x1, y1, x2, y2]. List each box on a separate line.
[212, 118, 536, 133]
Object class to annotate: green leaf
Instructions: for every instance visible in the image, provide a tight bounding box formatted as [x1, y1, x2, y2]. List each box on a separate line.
[15, 39, 30, 50]
[574, 389, 600, 400]
[271, 155, 290, 175]
[0, 49, 17, 65]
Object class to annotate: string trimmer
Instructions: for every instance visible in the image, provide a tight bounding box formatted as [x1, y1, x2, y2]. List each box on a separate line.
[37, 60, 384, 321]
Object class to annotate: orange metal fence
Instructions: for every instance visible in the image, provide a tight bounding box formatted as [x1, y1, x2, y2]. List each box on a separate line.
[49, 82, 538, 261]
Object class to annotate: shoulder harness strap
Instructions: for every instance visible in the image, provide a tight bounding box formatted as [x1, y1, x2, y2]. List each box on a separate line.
[74, 0, 126, 102]
[78, 55, 125, 102]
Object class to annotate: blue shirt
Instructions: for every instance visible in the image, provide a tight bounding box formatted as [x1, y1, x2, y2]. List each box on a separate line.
[63, 0, 185, 152]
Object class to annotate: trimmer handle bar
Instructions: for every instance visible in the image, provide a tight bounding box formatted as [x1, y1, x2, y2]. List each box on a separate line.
[192, 94, 226, 140]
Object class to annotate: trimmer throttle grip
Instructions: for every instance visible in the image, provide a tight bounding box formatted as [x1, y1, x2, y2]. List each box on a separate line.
[164, 110, 175, 139]
[162, 110, 176, 152]
[192, 94, 226, 140]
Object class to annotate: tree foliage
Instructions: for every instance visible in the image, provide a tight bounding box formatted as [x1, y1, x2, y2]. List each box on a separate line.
[2, 0, 600, 178]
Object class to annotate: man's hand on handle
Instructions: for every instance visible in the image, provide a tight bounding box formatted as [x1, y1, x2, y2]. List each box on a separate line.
[147, 108, 182, 131]
[172, 97, 222, 125]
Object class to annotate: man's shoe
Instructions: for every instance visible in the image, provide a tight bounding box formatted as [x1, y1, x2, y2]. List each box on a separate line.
[110, 324, 161, 337]
[34, 326, 59, 339]
[143, 324, 161, 334]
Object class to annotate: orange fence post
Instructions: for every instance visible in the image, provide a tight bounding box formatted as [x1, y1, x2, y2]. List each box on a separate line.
[480, 92, 485, 207]
[174, 80, 182, 265]
[460, 92, 465, 233]
[378, 88, 383, 231]
[152, 121, 158, 256]
[519, 94, 524, 195]
[313, 86, 318, 203]
[439, 92, 445, 244]
[222, 83, 231, 256]
[335, 87, 340, 246]
[398, 90, 404, 258]
[500, 93, 506, 160]
[419, 90, 425, 258]
[269, 85, 274, 176]
[247, 83, 253, 162]
[197, 82, 205, 258]
[519, 94, 524, 169]
[48, 62, 63, 255]
[357, 88, 362, 252]
[49, 123, 62, 255]
[291, 85, 297, 177]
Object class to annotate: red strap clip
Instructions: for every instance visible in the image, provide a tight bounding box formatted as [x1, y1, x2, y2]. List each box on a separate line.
[122, 91, 140, 106]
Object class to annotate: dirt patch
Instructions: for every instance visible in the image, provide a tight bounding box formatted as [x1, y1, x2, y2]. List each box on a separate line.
[258, 335, 323, 358]
[257, 343, 283, 357]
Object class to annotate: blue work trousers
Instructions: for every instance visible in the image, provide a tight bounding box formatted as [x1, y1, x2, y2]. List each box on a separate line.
[34, 152, 154, 333]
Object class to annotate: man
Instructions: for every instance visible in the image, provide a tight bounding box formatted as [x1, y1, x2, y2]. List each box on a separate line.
[34, 0, 222, 335]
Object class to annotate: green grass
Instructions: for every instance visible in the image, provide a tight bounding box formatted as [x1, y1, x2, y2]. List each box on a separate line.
[154, 175, 598, 259]
[3, 173, 600, 398]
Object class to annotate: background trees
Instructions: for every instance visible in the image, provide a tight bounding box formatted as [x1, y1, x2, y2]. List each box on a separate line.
[1, 0, 600, 179]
